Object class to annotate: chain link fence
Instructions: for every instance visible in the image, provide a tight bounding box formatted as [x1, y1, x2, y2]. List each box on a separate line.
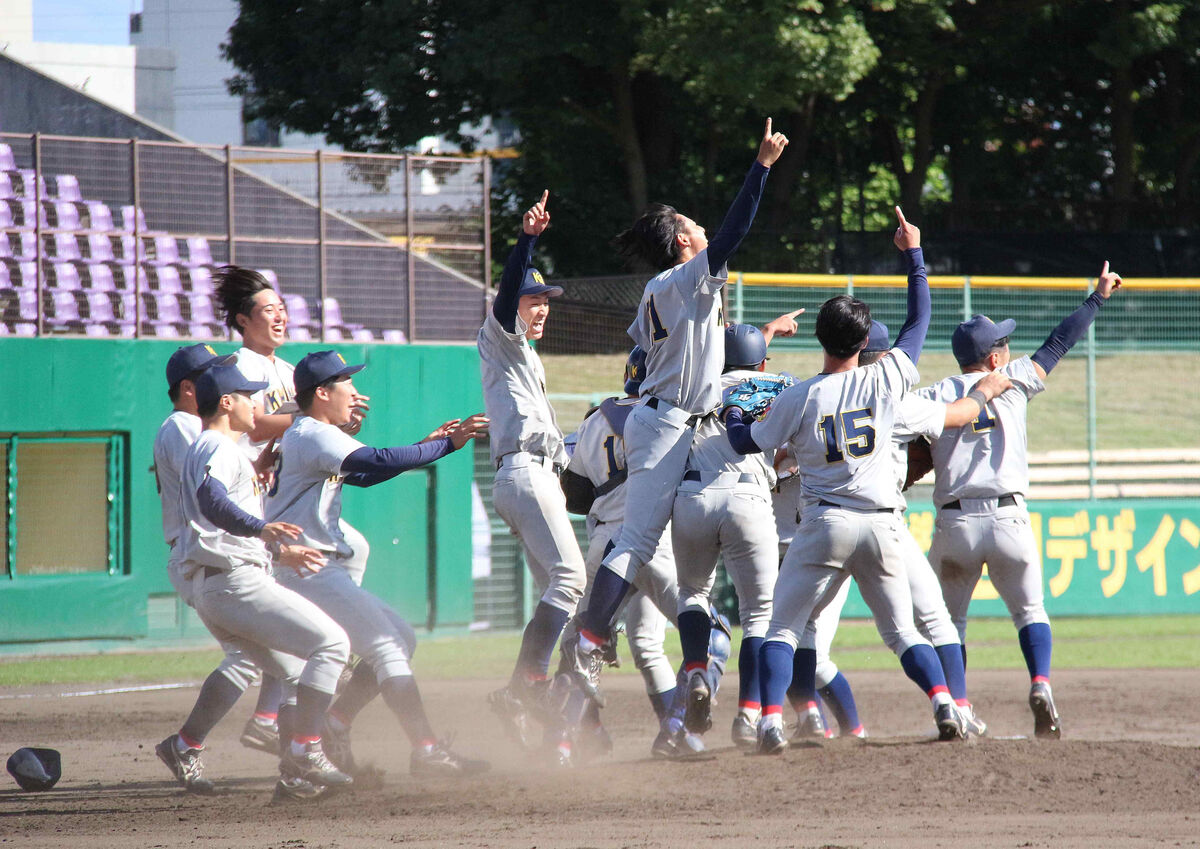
[0, 133, 489, 342]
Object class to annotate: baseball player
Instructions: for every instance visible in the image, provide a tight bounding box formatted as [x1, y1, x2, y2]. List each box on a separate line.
[573, 119, 789, 703]
[479, 192, 588, 744]
[266, 350, 490, 776]
[918, 261, 1124, 739]
[213, 266, 371, 750]
[163, 363, 353, 790]
[557, 349, 731, 761]
[723, 207, 982, 754]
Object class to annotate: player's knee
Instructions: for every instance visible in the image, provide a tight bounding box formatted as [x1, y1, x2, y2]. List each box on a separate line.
[216, 657, 257, 692]
[814, 658, 840, 689]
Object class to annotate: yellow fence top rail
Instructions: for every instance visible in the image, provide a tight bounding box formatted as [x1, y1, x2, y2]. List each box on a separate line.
[735, 273, 1200, 290]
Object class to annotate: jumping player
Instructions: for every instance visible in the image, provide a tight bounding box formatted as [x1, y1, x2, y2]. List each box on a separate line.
[724, 207, 970, 753]
[163, 363, 353, 790]
[573, 119, 789, 704]
[266, 350, 490, 775]
[480, 191, 588, 743]
[919, 261, 1124, 739]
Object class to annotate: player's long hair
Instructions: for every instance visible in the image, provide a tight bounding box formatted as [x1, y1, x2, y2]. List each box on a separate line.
[815, 295, 872, 359]
[214, 265, 274, 334]
[613, 204, 683, 272]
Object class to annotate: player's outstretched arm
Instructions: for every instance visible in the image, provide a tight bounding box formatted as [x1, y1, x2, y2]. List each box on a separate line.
[889, 205, 931, 364]
[196, 474, 271, 538]
[494, 190, 550, 332]
[705, 119, 788, 276]
[338, 414, 489, 488]
[942, 371, 1013, 428]
[760, 308, 805, 346]
[1030, 261, 1123, 380]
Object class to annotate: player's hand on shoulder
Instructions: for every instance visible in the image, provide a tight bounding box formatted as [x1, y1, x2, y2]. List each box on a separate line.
[447, 413, 489, 449]
[893, 205, 920, 250]
[261, 521, 301, 545]
[756, 118, 789, 167]
[279, 544, 326, 576]
[1096, 260, 1122, 299]
[523, 190, 551, 236]
[975, 370, 1013, 400]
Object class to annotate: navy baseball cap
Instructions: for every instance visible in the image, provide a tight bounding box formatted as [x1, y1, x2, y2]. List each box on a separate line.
[194, 364, 268, 410]
[294, 350, 366, 394]
[862, 320, 890, 353]
[165, 343, 236, 388]
[952, 315, 1017, 367]
[518, 267, 563, 298]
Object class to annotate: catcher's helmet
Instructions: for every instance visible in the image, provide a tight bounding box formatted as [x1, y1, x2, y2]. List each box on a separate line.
[624, 346, 648, 395]
[724, 323, 767, 370]
[7, 747, 61, 791]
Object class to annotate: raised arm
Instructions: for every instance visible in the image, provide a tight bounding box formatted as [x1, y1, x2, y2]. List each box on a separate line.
[493, 191, 550, 333]
[1030, 261, 1122, 380]
[706, 119, 789, 275]
[889, 206, 931, 364]
[760, 308, 805, 347]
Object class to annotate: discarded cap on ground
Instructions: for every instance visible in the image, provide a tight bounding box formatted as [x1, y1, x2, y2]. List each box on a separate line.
[7, 747, 62, 791]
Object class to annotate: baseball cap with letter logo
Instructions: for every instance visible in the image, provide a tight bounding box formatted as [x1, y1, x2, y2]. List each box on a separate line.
[165, 343, 237, 389]
[517, 267, 563, 298]
[293, 350, 366, 394]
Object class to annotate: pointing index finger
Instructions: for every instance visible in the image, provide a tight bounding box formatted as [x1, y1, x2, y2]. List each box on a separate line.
[894, 205, 907, 227]
[787, 308, 805, 318]
[1101, 260, 1109, 277]
[764, 117, 772, 138]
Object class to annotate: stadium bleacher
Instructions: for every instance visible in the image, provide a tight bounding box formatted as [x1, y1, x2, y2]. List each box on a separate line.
[0, 141, 386, 341]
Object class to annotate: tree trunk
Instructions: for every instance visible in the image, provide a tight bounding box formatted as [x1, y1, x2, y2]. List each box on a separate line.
[611, 72, 648, 217]
[763, 98, 817, 237]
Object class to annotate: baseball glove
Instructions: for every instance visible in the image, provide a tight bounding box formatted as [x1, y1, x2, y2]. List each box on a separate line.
[904, 437, 934, 490]
[722, 374, 794, 421]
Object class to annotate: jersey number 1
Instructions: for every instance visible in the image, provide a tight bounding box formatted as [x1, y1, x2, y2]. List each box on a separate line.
[646, 295, 669, 342]
[818, 408, 876, 463]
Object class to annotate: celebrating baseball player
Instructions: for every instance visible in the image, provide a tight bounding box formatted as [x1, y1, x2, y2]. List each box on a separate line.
[571, 119, 789, 703]
[162, 363, 353, 793]
[266, 350, 490, 776]
[918, 261, 1124, 739]
[722, 207, 997, 753]
[480, 191, 588, 746]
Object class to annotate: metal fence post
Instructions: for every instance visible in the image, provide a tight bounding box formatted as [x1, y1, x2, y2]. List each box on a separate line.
[482, 156, 492, 325]
[316, 150, 327, 343]
[846, 274, 854, 296]
[963, 275, 972, 320]
[32, 133, 43, 336]
[224, 145, 235, 341]
[131, 138, 141, 339]
[734, 272, 745, 323]
[1086, 280, 1098, 499]
[404, 154, 416, 342]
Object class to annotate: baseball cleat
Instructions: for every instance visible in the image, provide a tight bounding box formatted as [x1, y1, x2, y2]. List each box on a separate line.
[960, 703, 988, 737]
[321, 718, 358, 775]
[731, 712, 758, 749]
[271, 776, 327, 803]
[488, 684, 538, 748]
[410, 741, 491, 777]
[790, 704, 827, 741]
[567, 635, 607, 708]
[240, 717, 279, 755]
[683, 669, 712, 734]
[155, 734, 215, 795]
[935, 702, 967, 741]
[1029, 681, 1062, 739]
[281, 740, 354, 787]
[757, 723, 788, 756]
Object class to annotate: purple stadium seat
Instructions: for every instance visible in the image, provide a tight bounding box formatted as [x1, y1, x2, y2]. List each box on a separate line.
[0, 172, 15, 200]
[3, 260, 36, 288]
[85, 323, 112, 337]
[145, 235, 181, 265]
[186, 266, 213, 293]
[0, 145, 15, 171]
[351, 328, 375, 342]
[185, 237, 213, 266]
[0, 201, 11, 228]
[14, 169, 47, 198]
[111, 263, 147, 291]
[119, 205, 148, 233]
[83, 201, 113, 232]
[49, 233, 83, 261]
[85, 291, 116, 322]
[53, 201, 81, 230]
[186, 293, 217, 324]
[114, 234, 137, 261]
[187, 324, 217, 339]
[83, 263, 116, 291]
[258, 269, 279, 288]
[149, 266, 184, 293]
[381, 329, 408, 343]
[53, 175, 82, 201]
[16, 289, 37, 320]
[49, 289, 79, 321]
[281, 293, 310, 324]
[145, 292, 183, 324]
[287, 326, 314, 342]
[11, 231, 37, 260]
[152, 323, 181, 338]
[86, 234, 115, 262]
[322, 297, 344, 326]
[47, 262, 81, 290]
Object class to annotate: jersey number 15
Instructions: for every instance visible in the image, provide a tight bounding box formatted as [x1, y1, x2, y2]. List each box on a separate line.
[818, 408, 876, 463]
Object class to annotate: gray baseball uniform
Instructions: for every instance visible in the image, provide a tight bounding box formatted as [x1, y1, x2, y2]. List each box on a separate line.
[234, 346, 295, 462]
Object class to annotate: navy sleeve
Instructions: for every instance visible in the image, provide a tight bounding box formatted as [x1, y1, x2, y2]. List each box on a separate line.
[493, 232, 537, 333]
[722, 407, 762, 455]
[1031, 290, 1105, 375]
[340, 438, 455, 488]
[892, 247, 931, 364]
[706, 162, 770, 276]
[197, 475, 266, 537]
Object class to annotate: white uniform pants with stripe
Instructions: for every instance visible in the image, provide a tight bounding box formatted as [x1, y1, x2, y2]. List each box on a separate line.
[170, 548, 260, 692]
[928, 497, 1048, 639]
[769, 503, 930, 657]
[277, 563, 417, 683]
[671, 473, 777, 640]
[492, 457, 586, 614]
[192, 563, 350, 695]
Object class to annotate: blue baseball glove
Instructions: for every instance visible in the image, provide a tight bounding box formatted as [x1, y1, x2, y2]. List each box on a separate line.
[722, 374, 794, 421]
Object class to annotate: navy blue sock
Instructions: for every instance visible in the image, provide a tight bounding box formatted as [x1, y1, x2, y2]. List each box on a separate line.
[580, 566, 631, 642]
[677, 610, 712, 671]
[181, 669, 245, 745]
[761, 642, 802, 712]
[899, 644, 949, 696]
[1018, 622, 1053, 680]
[961, 642, 968, 670]
[785, 644, 818, 707]
[737, 636, 763, 708]
[515, 601, 569, 678]
[648, 688, 673, 720]
[936, 643, 968, 702]
[255, 674, 284, 716]
[818, 671, 862, 734]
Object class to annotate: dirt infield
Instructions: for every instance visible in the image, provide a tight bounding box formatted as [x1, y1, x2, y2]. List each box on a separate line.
[2, 667, 1198, 848]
